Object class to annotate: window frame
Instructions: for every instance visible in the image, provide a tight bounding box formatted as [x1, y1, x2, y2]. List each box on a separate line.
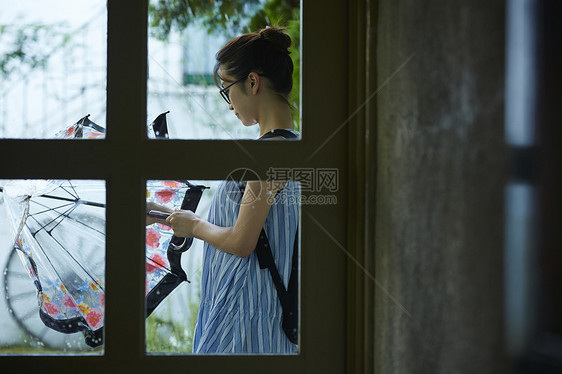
[0, 0, 354, 372]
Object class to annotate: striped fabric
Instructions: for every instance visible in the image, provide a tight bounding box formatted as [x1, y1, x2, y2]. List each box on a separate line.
[192, 179, 300, 354]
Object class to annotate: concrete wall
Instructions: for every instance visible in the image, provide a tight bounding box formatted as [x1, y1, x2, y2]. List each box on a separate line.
[374, 1, 507, 372]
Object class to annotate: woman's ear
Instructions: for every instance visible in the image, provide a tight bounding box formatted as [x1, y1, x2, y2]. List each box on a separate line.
[248, 72, 261, 95]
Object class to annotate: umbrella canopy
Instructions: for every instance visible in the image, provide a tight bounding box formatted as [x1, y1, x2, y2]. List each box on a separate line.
[2, 113, 207, 348]
[3, 179, 106, 346]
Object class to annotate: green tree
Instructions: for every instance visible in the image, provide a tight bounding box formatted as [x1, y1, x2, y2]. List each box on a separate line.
[149, 0, 299, 39]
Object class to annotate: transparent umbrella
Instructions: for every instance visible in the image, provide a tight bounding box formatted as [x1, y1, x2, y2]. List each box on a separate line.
[1, 113, 207, 349]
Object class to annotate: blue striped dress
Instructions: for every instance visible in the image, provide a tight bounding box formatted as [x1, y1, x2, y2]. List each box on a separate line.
[192, 179, 300, 354]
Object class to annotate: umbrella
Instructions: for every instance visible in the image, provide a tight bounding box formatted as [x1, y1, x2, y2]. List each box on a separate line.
[3, 179, 106, 347]
[147, 111, 170, 139]
[1, 113, 207, 348]
[145, 180, 207, 317]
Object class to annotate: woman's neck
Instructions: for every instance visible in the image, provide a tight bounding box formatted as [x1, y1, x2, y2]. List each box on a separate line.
[258, 101, 293, 137]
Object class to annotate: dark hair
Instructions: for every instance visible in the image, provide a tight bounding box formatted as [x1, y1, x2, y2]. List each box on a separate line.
[214, 27, 293, 99]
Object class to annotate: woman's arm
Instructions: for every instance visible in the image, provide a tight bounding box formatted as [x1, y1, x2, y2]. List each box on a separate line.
[166, 180, 284, 258]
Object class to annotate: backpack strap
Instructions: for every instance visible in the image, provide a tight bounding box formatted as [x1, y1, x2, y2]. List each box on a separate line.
[255, 228, 299, 344]
[259, 129, 299, 140]
[237, 180, 299, 344]
[243, 129, 299, 343]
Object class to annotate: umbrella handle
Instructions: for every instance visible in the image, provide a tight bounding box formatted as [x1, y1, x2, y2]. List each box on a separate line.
[148, 210, 191, 252]
[147, 210, 170, 220]
[169, 237, 190, 252]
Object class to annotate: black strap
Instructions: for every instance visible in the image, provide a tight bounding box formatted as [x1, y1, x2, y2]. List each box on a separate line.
[259, 129, 299, 140]
[237, 185, 299, 344]
[244, 129, 299, 343]
[255, 228, 299, 344]
[255, 230, 287, 302]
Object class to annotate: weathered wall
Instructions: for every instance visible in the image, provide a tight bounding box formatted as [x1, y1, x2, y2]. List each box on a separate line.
[374, 1, 507, 372]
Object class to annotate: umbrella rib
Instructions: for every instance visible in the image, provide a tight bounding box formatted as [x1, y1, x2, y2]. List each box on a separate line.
[28, 203, 76, 236]
[31, 198, 105, 236]
[59, 182, 79, 200]
[65, 216, 105, 237]
[146, 255, 173, 273]
[30, 202, 74, 217]
[31, 231, 105, 296]
[30, 198, 104, 237]
[25, 236, 66, 297]
[39, 193, 105, 208]
[46, 203, 80, 233]
[47, 233, 105, 292]
[28, 205, 105, 239]
[30, 198, 75, 218]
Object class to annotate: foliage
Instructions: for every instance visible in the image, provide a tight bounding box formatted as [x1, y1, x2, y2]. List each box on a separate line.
[0, 23, 73, 79]
[150, 0, 259, 39]
[146, 284, 201, 353]
[285, 11, 300, 131]
[146, 313, 194, 353]
[149, 0, 298, 39]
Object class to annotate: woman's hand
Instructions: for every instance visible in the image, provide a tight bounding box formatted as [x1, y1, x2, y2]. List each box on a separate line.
[156, 181, 282, 257]
[166, 210, 201, 238]
[146, 201, 173, 226]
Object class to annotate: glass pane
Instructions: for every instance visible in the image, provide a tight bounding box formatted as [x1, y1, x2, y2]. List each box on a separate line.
[0, 179, 105, 355]
[0, 1, 107, 139]
[145, 177, 300, 354]
[147, 0, 300, 139]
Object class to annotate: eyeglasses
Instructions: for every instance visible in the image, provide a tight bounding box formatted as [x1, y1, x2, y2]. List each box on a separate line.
[219, 76, 246, 105]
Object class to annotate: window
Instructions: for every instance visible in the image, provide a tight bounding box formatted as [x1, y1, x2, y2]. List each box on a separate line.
[0, 0, 350, 371]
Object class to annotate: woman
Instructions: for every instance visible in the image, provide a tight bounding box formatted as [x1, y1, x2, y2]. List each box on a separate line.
[147, 27, 300, 353]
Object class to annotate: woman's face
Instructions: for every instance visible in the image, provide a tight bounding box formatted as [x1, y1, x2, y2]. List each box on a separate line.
[220, 72, 258, 127]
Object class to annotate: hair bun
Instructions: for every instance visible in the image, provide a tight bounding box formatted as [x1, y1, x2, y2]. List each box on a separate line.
[259, 27, 291, 52]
